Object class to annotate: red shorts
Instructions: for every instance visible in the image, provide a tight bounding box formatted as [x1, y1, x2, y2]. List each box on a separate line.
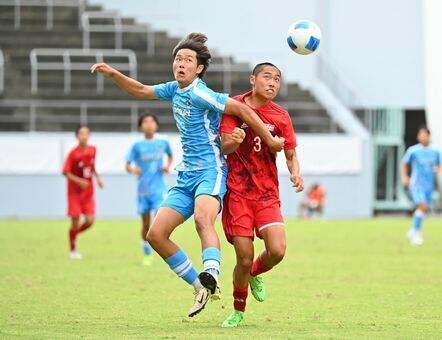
[68, 194, 95, 218]
[222, 190, 284, 244]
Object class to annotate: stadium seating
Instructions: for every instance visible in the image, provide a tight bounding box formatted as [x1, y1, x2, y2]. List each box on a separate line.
[0, 1, 336, 132]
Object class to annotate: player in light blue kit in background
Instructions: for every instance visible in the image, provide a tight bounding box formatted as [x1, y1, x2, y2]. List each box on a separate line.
[126, 113, 173, 266]
[401, 127, 441, 246]
[91, 32, 284, 318]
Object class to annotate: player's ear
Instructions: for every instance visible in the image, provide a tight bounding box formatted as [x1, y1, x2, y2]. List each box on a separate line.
[196, 64, 204, 76]
[249, 75, 255, 87]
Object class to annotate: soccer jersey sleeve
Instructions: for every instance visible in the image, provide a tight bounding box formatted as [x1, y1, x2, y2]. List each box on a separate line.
[126, 144, 137, 163]
[153, 81, 178, 101]
[219, 114, 240, 134]
[281, 113, 297, 150]
[193, 85, 228, 115]
[435, 150, 441, 166]
[165, 140, 173, 157]
[62, 151, 73, 174]
[402, 147, 414, 164]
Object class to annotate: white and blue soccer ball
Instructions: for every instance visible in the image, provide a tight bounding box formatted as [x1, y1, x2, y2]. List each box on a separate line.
[287, 20, 321, 55]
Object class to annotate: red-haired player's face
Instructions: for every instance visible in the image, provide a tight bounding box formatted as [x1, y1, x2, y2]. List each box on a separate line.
[251, 66, 281, 100]
[173, 49, 204, 87]
[76, 127, 90, 146]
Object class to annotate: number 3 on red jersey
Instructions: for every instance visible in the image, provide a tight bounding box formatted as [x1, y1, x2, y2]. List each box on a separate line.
[253, 136, 261, 152]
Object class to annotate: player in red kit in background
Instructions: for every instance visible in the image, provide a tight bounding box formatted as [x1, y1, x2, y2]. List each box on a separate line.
[219, 63, 304, 327]
[63, 126, 104, 259]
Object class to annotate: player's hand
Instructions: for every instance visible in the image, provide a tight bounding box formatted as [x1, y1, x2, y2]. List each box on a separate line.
[78, 179, 90, 189]
[90, 63, 116, 77]
[231, 127, 246, 144]
[291, 174, 304, 192]
[132, 167, 142, 175]
[162, 166, 170, 173]
[269, 136, 285, 153]
[97, 178, 105, 189]
[402, 176, 410, 188]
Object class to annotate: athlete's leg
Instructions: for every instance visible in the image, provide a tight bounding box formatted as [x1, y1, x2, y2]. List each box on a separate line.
[232, 236, 254, 310]
[252, 224, 286, 275]
[194, 195, 222, 292]
[69, 217, 80, 252]
[146, 206, 184, 258]
[141, 213, 153, 258]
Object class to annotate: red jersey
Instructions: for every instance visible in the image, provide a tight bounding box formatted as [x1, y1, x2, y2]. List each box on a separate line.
[219, 91, 297, 201]
[62, 145, 96, 197]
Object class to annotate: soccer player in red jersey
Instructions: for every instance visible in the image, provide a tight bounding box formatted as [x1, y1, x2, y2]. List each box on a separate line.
[62, 126, 104, 259]
[219, 63, 304, 327]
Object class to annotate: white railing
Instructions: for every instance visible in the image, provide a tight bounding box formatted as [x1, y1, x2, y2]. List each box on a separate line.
[0, 50, 4, 94]
[82, 11, 155, 56]
[30, 48, 137, 94]
[0, 99, 335, 132]
[209, 57, 250, 94]
[0, 99, 173, 132]
[0, 0, 85, 30]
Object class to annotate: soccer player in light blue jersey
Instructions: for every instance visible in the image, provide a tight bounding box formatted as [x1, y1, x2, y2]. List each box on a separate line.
[401, 127, 441, 246]
[91, 32, 284, 318]
[126, 113, 173, 266]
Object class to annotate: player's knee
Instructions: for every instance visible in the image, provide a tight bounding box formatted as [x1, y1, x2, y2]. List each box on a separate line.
[269, 245, 286, 263]
[194, 213, 212, 233]
[146, 228, 163, 247]
[237, 256, 253, 271]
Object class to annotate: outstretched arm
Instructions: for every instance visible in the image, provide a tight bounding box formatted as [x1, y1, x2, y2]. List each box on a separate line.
[224, 98, 284, 153]
[90, 63, 156, 100]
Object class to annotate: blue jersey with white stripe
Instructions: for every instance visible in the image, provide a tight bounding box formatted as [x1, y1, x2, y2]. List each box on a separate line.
[126, 136, 173, 196]
[402, 144, 440, 192]
[154, 77, 228, 172]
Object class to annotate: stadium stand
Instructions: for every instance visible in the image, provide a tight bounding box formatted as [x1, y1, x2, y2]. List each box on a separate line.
[0, 0, 337, 133]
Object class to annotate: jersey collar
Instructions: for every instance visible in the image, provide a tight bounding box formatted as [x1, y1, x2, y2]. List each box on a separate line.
[177, 77, 199, 93]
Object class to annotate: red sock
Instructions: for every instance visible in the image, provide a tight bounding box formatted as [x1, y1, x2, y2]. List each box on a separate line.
[69, 227, 77, 251]
[250, 257, 272, 277]
[233, 283, 248, 312]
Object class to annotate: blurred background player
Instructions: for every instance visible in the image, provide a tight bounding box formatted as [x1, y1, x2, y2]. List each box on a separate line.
[126, 113, 173, 266]
[298, 183, 326, 219]
[219, 62, 304, 327]
[401, 127, 441, 246]
[90, 33, 284, 317]
[62, 126, 104, 259]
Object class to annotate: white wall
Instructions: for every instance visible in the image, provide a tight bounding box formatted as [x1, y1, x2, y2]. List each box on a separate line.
[0, 133, 373, 218]
[423, 0, 442, 150]
[101, 0, 425, 107]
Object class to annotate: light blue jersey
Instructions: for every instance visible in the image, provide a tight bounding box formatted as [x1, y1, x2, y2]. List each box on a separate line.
[126, 136, 173, 197]
[402, 144, 440, 204]
[154, 77, 228, 171]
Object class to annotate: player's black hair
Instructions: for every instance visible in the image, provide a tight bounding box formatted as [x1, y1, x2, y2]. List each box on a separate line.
[252, 62, 281, 76]
[172, 32, 211, 79]
[75, 125, 89, 135]
[138, 112, 159, 128]
[417, 125, 431, 135]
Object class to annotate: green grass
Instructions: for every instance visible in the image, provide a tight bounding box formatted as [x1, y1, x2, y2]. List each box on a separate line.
[1, 218, 441, 339]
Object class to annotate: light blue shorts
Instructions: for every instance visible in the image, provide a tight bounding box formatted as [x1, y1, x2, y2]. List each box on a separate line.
[409, 187, 432, 206]
[137, 193, 165, 215]
[161, 167, 227, 221]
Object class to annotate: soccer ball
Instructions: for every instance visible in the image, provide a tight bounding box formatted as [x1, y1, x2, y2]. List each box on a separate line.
[287, 20, 321, 55]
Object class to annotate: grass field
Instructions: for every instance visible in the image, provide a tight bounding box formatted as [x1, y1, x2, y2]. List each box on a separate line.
[1, 218, 441, 339]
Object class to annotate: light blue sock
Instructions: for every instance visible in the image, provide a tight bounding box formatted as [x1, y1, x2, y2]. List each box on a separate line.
[202, 247, 221, 278]
[165, 249, 199, 287]
[412, 209, 424, 232]
[142, 241, 152, 256]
